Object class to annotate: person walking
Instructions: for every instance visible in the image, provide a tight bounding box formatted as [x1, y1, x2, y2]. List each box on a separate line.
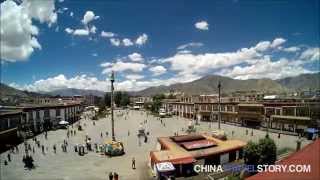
[7, 153, 11, 162]
[108, 172, 113, 180]
[53, 144, 56, 153]
[42, 145, 45, 154]
[132, 157, 136, 169]
[114, 172, 119, 180]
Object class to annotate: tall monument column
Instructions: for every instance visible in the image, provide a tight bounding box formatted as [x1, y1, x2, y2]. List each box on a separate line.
[218, 81, 221, 129]
[110, 71, 115, 141]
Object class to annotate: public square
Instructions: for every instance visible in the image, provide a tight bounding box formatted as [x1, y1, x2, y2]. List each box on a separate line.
[1, 110, 312, 180]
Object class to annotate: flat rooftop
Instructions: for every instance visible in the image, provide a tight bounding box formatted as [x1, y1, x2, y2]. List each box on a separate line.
[150, 133, 246, 164]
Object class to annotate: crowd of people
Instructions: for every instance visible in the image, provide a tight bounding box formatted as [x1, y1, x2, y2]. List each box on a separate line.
[2, 109, 161, 179]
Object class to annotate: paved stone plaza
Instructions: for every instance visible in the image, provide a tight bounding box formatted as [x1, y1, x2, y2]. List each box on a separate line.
[1, 110, 311, 180]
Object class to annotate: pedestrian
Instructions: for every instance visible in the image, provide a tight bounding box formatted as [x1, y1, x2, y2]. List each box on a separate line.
[232, 130, 234, 136]
[114, 172, 119, 180]
[7, 153, 11, 162]
[42, 145, 45, 154]
[4, 160, 8, 165]
[278, 133, 281, 139]
[246, 129, 248, 135]
[32, 147, 35, 154]
[61, 144, 64, 152]
[251, 130, 253, 136]
[132, 157, 136, 169]
[74, 130, 76, 136]
[106, 131, 109, 136]
[53, 144, 56, 153]
[108, 172, 113, 180]
[128, 130, 130, 136]
[100, 132, 103, 138]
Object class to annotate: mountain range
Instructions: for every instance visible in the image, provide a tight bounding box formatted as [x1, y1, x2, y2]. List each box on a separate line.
[45, 88, 106, 97]
[1, 73, 319, 103]
[135, 72, 320, 96]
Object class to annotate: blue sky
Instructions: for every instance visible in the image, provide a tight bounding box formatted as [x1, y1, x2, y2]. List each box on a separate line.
[0, 0, 319, 92]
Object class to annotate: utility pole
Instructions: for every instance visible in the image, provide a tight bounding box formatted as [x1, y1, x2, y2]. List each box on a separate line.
[218, 81, 221, 129]
[110, 71, 115, 141]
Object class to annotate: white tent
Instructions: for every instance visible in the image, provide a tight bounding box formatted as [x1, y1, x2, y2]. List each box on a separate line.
[59, 120, 69, 125]
[156, 162, 175, 173]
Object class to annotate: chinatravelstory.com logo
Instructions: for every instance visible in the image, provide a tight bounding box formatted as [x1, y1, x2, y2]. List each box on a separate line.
[193, 164, 312, 173]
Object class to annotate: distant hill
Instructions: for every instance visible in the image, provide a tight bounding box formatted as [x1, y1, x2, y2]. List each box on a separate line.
[1, 73, 319, 101]
[136, 73, 319, 96]
[0, 83, 48, 105]
[46, 88, 105, 97]
[276, 72, 320, 91]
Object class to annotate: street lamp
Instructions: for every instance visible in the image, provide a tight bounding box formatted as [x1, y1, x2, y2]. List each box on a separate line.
[110, 71, 115, 141]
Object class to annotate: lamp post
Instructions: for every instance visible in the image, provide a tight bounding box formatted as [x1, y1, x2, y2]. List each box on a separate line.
[110, 71, 115, 141]
[218, 81, 221, 129]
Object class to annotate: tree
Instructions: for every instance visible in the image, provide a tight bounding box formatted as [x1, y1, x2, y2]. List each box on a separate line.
[112, 91, 130, 107]
[258, 137, 277, 165]
[244, 141, 260, 167]
[244, 137, 277, 174]
[114, 91, 122, 106]
[119, 91, 130, 106]
[150, 94, 165, 113]
[104, 92, 111, 107]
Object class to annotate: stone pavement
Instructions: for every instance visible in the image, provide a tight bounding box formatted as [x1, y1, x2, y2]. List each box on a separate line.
[0, 110, 311, 180]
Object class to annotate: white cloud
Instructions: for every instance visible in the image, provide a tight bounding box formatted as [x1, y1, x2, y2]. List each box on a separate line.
[70, 12, 74, 17]
[283, 46, 300, 52]
[81, 11, 99, 25]
[128, 53, 144, 62]
[101, 61, 147, 74]
[149, 65, 167, 76]
[101, 31, 115, 38]
[125, 74, 144, 80]
[254, 41, 271, 51]
[65, 27, 74, 34]
[160, 37, 303, 80]
[0, 0, 57, 62]
[110, 38, 121, 46]
[221, 57, 313, 80]
[177, 50, 192, 54]
[270, 38, 286, 48]
[21, 0, 57, 27]
[122, 38, 134, 46]
[90, 25, 97, 34]
[135, 33, 148, 45]
[73, 29, 89, 36]
[177, 42, 204, 50]
[300, 47, 320, 61]
[92, 53, 98, 57]
[11, 74, 109, 92]
[195, 21, 209, 30]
